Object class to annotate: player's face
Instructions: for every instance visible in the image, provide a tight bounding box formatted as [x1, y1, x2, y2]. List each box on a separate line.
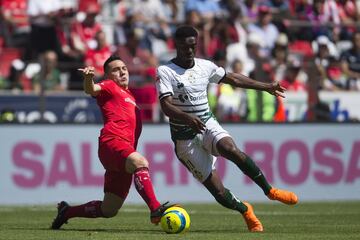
[107, 60, 129, 89]
[176, 36, 197, 65]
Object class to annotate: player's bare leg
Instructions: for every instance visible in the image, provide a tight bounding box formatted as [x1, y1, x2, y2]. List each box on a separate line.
[217, 137, 298, 205]
[101, 192, 125, 217]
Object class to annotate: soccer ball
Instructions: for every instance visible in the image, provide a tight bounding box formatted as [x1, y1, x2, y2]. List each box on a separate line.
[160, 206, 190, 234]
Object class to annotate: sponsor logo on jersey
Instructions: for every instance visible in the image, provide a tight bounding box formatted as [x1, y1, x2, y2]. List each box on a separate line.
[189, 95, 207, 101]
[178, 94, 207, 103]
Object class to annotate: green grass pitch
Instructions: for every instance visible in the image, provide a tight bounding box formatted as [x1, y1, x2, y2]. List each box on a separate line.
[0, 201, 359, 240]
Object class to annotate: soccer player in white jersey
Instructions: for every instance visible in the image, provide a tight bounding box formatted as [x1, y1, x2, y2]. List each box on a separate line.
[156, 26, 298, 232]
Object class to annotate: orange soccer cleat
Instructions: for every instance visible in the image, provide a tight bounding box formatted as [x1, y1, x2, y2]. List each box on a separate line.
[267, 188, 298, 205]
[242, 202, 263, 232]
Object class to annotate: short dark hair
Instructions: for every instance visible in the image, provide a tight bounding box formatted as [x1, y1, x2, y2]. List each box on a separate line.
[103, 54, 122, 73]
[174, 25, 198, 40]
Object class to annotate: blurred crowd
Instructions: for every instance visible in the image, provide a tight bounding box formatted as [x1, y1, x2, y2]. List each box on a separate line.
[1, 0, 360, 123]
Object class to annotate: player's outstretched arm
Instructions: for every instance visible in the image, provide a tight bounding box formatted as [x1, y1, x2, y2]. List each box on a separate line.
[222, 72, 286, 98]
[78, 67, 101, 97]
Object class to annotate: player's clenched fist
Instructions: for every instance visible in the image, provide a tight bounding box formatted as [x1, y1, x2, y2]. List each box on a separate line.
[184, 114, 206, 134]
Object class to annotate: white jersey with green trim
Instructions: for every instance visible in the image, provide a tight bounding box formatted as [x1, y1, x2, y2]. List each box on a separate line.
[156, 58, 226, 140]
[156, 58, 225, 119]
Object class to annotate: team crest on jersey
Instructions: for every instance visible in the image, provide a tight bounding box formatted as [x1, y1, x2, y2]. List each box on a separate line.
[125, 97, 137, 107]
[178, 94, 189, 103]
[177, 82, 184, 89]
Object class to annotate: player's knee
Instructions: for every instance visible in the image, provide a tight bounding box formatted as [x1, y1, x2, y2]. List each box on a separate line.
[101, 207, 119, 218]
[135, 156, 149, 169]
[220, 144, 238, 155]
[128, 154, 149, 170]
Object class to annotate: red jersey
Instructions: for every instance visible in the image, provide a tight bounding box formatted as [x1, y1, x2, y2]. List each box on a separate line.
[96, 79, 142, 147]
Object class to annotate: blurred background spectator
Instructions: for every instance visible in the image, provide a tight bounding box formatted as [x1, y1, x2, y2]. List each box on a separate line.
[280, 58, 308, 91]
[26, 0, 62, 60]
[0, 0, 30, 49]
[70, 2, 102, 55]
[216, 59, 247, 122]
[84, 30, 112, 81]
[32, 50, 65, 93]
[7, 59, 32, 92]
[0, 0, 360, 123]
[340, 31, 360, 90]
[247, 5, 279, 57]
[270, 33, 289, 83]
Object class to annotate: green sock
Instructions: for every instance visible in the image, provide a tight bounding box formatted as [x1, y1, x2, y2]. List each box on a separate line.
[214, 188, 248, 214]
[237, 155, 272, 195]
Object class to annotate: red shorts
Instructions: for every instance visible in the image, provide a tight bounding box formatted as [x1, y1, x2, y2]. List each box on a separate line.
[98, 137, 136, 199]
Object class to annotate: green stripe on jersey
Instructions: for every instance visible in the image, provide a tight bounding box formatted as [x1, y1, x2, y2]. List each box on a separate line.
[170, 112, 216, 140]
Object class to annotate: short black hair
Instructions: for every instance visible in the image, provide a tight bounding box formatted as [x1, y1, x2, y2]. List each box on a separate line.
[174, 25, 198, 40]
[103, 54, 122, 73]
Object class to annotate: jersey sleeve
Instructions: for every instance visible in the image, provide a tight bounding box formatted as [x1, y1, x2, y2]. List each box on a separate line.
[96, 80, 112, 99]
[206, 60, 226, 84]
[156, 66, 174, 100]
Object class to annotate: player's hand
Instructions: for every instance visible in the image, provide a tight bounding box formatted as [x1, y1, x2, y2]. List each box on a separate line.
[184, 114, 206, 134]
[78, 66, 95, 81]
[267, 81, 286, 98]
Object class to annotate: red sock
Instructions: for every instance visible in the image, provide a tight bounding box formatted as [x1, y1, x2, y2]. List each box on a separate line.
[134, 167, 161, 211]
[65, 200, 104, 220]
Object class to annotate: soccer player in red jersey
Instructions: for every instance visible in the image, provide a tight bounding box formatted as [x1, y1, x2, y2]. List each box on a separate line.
[51, 55, 173, 229]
